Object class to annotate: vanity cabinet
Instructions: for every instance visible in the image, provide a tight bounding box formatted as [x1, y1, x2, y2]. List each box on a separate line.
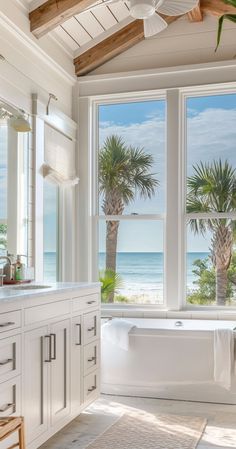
[0, 284, 100, 449]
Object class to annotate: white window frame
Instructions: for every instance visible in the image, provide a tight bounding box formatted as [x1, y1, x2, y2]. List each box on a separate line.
[85, 84, 236, 312]
[180, 86, 236, 311]
[90, 91, 182, 311]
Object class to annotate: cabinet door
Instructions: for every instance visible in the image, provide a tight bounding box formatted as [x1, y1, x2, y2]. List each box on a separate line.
[50, 319, 70, 427]
[24, 326, 49, 444]
[71, 316, 82, 416]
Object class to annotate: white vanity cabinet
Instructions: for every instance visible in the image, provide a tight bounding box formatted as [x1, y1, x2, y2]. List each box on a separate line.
[0, 283, 100, 449]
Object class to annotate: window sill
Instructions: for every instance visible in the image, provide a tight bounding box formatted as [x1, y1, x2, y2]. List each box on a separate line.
[102, 304, 236, 320]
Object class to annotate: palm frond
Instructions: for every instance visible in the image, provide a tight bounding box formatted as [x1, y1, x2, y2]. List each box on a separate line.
[216, 12, 236, 51]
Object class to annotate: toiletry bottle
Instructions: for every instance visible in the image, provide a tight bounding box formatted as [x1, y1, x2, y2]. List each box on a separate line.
[15, 255, 24, 281]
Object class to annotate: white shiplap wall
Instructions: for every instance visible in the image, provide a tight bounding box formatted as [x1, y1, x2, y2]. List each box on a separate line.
[90, 15, 236, 75]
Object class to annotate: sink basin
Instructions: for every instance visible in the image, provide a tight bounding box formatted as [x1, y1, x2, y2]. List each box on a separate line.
[11, 285, 52, 290]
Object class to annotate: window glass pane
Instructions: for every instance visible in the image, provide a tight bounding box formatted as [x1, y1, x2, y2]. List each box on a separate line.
[187, 219, 236, 307]
[186, 93, 236, 213]
[43, 181, 59, 282]
[98, 100, 166, 215]
[99, 220, 164, 304]
[0, 120, 8, 256]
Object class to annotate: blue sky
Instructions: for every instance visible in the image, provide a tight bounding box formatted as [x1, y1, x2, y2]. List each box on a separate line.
[99, 94, 236, 253]
[1, 94, 236, 254]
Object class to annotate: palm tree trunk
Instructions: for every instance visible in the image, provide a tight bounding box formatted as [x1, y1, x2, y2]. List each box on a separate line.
[106, 220, 119, 302]
[211, 224, 233, 306]
[216, 268, 228, 306]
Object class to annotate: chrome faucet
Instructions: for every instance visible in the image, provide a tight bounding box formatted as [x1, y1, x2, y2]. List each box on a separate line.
[0, 256, 13, 286]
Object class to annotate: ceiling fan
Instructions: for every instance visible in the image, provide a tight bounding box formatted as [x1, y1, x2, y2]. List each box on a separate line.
[84, 0, 199, 37]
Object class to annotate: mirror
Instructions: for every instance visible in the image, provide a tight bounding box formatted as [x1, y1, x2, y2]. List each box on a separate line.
[0, 101, 30, 264]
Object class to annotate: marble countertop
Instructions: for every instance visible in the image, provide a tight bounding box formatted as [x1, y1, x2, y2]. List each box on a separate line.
[0, 282, 101, 302]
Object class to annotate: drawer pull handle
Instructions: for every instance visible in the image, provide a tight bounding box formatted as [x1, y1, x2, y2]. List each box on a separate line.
[87, 300, 96, 305]
[88, 386, 96, 393]
[44, 335, 51, 362]
[88, 356, 96, 363]
[50, 334, 56, 361]
[0, 358, 13, 366]
[0, 322, 15, 328]
[87, 326, 95, 332]
[0, 402, 15, 412]
[75, 323, 81, 346]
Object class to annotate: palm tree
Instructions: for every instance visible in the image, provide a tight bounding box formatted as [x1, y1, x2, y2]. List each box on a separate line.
[99, 135, 159, 302]
[187, 160, 236, 306]
[215, 0, 236, 51]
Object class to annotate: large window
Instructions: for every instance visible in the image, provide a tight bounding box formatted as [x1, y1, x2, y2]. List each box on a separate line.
[97, 99, 166, 305]
[90, 88, 236, 310]
[0, 119, 29, 259]
[185, 93, 236, 307]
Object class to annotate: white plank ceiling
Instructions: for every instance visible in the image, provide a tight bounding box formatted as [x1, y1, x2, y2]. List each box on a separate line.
[26, 0, 132, 56]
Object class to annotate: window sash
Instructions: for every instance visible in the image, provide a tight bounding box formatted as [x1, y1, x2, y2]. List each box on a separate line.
[88, 86, 236, 311]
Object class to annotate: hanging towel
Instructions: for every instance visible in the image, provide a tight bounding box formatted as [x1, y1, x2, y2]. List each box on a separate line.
[214, 328, 234, 390]
[102, 318, 137, 351]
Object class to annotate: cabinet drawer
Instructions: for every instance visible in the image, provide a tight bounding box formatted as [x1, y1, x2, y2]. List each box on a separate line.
[83, 370, 99, 404]
[0, 335, 21, 383]
[24, 300, 70, 326]
[0, 378, 21, 449]
[0, 311, 21, 333]
[72, 294, 99, 313]
[83, 341, 100, 375]
[83, 311, 100, 345]
[0, 377, 21, 418]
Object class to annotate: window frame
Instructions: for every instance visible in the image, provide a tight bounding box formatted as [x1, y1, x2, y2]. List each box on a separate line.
[93, 93, 168, 309]
[85, 84, 236, 312]
[181, 86, 236, 311]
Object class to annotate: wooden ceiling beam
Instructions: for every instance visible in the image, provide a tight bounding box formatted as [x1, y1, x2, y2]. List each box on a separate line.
[29, 0, 97, 38]
[201, 0, 236, 17]
[74, 15, 178, 76]
[187, 2, 203, 22]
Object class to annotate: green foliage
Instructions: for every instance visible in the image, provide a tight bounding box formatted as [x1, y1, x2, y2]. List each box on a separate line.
[99, 269, 123, 303]
[187, 255, 236, 305]
[187, 159, 236, 235]
[0, 224, 7, 249]
[216, 0, 236, 51]
[99, 135, 159, 213]
[114, 294, 129, 303]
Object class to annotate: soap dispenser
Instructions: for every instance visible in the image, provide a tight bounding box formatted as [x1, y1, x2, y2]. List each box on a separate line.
[15, 255, 25, 281]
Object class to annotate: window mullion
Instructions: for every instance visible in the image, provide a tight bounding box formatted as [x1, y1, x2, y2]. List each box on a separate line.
[165, 89, 183, 311]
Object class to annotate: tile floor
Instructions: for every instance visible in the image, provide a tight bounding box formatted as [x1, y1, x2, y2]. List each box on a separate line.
[40, 395, 236, 449]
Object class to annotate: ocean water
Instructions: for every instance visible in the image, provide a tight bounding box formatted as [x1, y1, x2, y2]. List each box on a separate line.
[44, 252, 58, 282]
[44, 252, 210, 300]
[99, 252, 209, 300]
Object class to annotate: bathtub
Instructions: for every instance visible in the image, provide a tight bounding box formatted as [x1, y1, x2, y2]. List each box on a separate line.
[101, 319, 236, 404]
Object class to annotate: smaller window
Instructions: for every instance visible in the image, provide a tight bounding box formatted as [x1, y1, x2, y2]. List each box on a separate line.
[43, 181, 59, 282]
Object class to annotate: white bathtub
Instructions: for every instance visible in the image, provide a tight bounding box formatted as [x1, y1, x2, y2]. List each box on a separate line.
[101, 319, 236, 404]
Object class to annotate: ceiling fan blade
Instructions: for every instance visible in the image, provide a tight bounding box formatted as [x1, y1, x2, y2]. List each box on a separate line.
[82, 0, 123, 13]
[143, 13, 167, 37]
[157, 0, 199, 16]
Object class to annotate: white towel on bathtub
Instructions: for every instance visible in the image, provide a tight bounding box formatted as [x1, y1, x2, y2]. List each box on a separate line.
[102, 318, 136, 351]
[214, 328, 234, 390]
